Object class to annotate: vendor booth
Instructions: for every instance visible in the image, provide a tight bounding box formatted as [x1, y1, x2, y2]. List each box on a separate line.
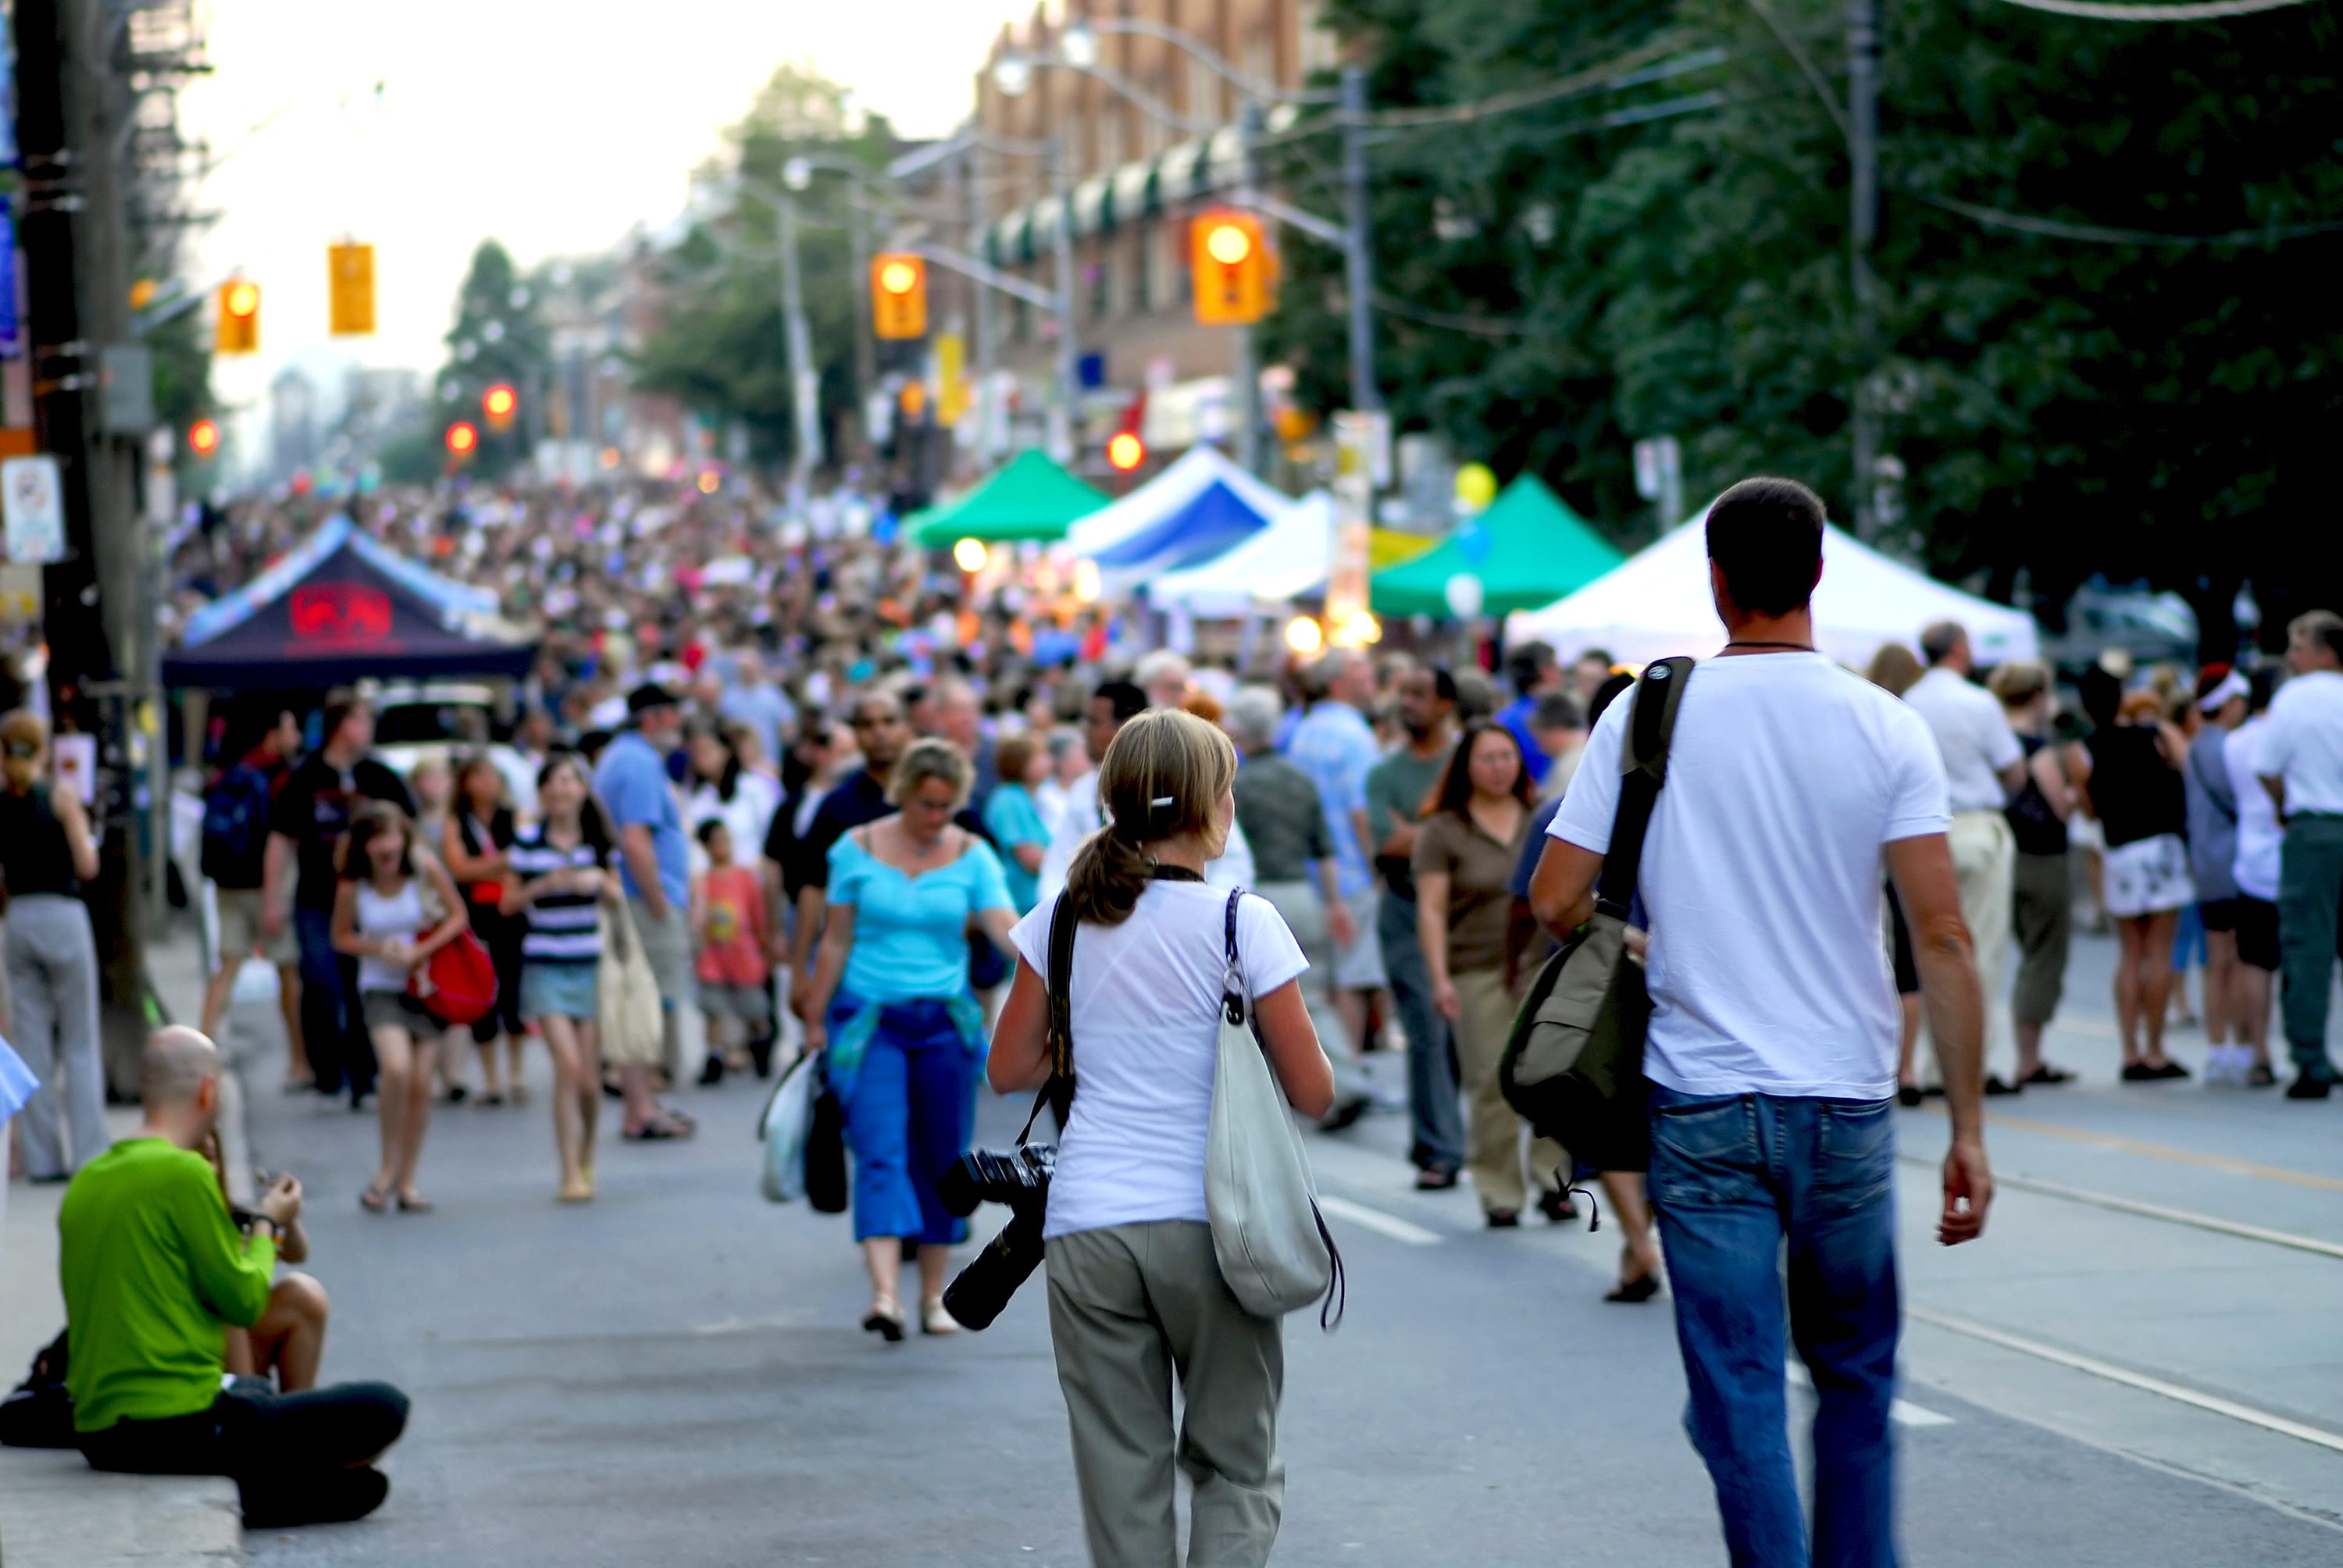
[1508, 512, 2040, 667]
[164, 516, 536, 689]
[908, 450, 1109, 549]
[1371, 476, 1625, 618]
[1065, 444, 1296, 579]
[1148, 491, 1337, 617]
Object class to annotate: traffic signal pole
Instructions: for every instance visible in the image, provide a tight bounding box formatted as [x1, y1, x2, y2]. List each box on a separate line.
[775, 194, 822, 504]
[1339, 66, 1381, 415]
[1232, 102, 1264, 475]
[1047, 135, 1079, 465]
[16, 0, 158, 1096]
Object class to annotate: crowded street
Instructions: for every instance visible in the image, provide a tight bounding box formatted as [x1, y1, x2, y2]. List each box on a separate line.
[5, 1, 2343, 1564]
[158, 928, 2343, 1568]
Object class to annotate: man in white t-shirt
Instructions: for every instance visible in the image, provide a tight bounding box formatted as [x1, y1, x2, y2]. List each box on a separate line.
[1529, 476, 1992, 1567]
[1903, 621, 2027, 1094]
[2258, 610, 2343, 1098]
[2224, 670, 2283, 1083]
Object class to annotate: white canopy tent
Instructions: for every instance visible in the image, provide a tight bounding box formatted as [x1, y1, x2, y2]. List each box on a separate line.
[1147, 491, 1335, 616]
[1508, 517, 2039, 667]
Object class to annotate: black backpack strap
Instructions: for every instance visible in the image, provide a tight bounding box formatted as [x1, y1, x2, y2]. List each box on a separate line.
[1221, 888, 1248, 1024]
[1592, 657, 1696, 921]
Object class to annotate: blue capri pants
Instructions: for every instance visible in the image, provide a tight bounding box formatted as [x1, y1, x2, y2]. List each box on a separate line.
[829, 993, 979, 1245]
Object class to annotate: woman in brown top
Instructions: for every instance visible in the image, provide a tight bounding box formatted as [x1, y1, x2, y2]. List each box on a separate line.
[1413, 722, 1566, 1228]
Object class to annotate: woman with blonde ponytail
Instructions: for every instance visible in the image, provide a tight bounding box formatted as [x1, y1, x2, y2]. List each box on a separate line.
[0, 711, 104, 1180]
[990, 707, 1336, 1567]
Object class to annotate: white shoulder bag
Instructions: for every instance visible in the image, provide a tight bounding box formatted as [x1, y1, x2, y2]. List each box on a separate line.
[1204, 889, 1345, 1327]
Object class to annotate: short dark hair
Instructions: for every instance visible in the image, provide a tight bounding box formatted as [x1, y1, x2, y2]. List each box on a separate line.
[318, 688, 367, 747]
[1706, 477, 1824, 617]
[1531, 692, 1584, 732]
[1918, 621, 1967, 667]
[1424, 665, 1460, 704]
[1091, 680, 1148, 726]
[694, 817, 731, 849]
[2290, 610, 2343, 663]
[1506, 640, 1556, 692]
[1586, 672, 1635, 729]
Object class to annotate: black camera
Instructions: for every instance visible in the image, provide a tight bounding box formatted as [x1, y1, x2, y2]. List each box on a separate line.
[939, 1145, 1055, 1331]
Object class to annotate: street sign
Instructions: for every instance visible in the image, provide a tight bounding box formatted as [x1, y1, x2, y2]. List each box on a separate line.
[1633, 434, 1684, 528]
[2, 453, 64, 562]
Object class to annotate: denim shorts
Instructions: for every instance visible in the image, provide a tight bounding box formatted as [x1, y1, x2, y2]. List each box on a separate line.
[519, 963, 597, 1021]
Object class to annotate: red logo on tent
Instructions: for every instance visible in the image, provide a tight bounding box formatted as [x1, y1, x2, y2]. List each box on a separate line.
[290, 583, 392, 644]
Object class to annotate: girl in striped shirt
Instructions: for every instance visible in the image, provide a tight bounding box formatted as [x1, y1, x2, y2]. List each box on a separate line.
[501, 755, 617, 1202]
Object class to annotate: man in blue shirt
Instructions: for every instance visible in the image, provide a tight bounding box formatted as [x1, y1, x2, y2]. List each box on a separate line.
[1496, 640, 1565, 786]
[594, 684, 694, 1124]
[1286, 650, 1386, 1099]
[717, 649, 797, 768]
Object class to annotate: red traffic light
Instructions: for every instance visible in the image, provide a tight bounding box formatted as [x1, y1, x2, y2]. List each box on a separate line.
[1106, 431, 1146, 472]
[187, 419, 221, 458]
[445, 422, 479, 456]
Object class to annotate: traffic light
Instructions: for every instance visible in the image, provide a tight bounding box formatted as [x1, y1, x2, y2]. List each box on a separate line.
[187, 419, 220, 459]
[1107, 431, 1146, 472]
[1190, 212, 1269, 325]
[329, 242, 376, 336]
[445, 422, 479, 459]
[872, 254, 927, 340]
[216, 280, 260, 354]
[482, 383, 518, 433]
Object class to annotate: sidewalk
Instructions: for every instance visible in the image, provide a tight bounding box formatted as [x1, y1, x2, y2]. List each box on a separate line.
[0, 920, 243, 1567]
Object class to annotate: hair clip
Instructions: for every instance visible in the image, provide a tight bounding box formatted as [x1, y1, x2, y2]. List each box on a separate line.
[1150, 795, 1175, 809]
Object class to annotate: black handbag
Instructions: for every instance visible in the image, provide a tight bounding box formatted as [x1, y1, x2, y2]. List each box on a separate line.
[0, 1329, 74, 1449]
[1499, 657, 1693, 1174]
[804, 1065, 851, 1215]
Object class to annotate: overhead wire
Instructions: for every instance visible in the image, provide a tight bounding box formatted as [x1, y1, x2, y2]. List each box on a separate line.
[1986, 0, 2329, 20]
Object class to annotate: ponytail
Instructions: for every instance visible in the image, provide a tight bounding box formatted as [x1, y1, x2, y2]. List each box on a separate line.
[1060, 707, 1237, 929]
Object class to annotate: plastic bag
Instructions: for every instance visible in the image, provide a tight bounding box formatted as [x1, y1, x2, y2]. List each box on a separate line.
[757, 1051, 818, 1203]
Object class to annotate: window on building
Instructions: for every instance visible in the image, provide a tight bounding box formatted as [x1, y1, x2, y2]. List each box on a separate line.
[1014, 294, 1031, 344]
[1089, 255, 1112, 322]
[1099, 110, 1124, 177]
[1133, 221, 1155, 315]
[1187, 57, 1221, 127]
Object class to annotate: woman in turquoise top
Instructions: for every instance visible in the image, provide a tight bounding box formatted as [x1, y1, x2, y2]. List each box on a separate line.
[804, 739, 1018, 1341]
[980, 732, 1052, 914]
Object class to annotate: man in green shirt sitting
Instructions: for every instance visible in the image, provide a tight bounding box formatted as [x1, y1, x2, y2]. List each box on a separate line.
[60, 1025, 408, 1528]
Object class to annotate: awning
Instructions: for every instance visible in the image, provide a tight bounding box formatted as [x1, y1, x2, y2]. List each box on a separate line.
[1372, 476, 1624, 618]
[1072, 175, 1111, 235]
[908, 449, 1111, 548]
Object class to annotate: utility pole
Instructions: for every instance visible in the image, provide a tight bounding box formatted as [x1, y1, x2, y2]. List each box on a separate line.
[1846, 0, 1881, 541]
[965, 142, 997, 465]
[846, 175, 876, 459]
[1230, 101, 1269, 474]
[17, 0, 155, 1096]
[1339, 66, 1380, 416]
[1047, 135, 1079, 465]
[775, 194, 821, 506]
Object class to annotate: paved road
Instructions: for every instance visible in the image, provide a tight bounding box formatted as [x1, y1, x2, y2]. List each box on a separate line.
[180, 930, 2343, 1565]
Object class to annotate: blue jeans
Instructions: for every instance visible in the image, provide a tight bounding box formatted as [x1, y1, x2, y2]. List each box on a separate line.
[294, 907, 369, 1099]
[829, 994, 979, 1245]
[1646, 1085, 1901, 1568]
[1378, 889, 1463, 1169]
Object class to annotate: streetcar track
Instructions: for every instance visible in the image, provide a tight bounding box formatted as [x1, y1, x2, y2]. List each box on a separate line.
[1892, 1152, 2343, 1260]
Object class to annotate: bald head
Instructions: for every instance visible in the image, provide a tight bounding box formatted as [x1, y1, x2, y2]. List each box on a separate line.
[141, 1026, 222, 1110]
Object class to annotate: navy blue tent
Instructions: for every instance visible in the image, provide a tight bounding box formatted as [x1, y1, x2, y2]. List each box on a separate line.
[164, 518, 533, 689]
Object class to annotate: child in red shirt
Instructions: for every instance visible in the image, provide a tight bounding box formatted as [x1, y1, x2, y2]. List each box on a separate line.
[691, 821, 774, 1081]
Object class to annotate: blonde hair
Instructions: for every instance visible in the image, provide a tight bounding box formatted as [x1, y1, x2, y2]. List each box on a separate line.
[886, 736, 974, 809]
[0, 710, 48, 795]
[1986, 657, 2051, 711]
[1065, 708, 1237, 927]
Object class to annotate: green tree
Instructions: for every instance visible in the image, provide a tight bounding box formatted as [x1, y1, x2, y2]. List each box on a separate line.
[431, 239, 555, 477]
[1265, 0, 2343, 647]
[629, 64, 900, 475]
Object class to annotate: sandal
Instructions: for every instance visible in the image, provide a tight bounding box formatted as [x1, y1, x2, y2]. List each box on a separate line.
[358, 1183, 392, 1213]
[2020, 1064, 2077, 1085]
[622, 1116, 692, 1141]
[863, 1296, 905, 1342]
[557, 1178, 594, 1204]
[921, 1299, 960, 1336]
[396, 1191, 434, 1213]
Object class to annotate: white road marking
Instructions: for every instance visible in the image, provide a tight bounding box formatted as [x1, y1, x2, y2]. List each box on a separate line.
[1910, 1306, 2343, 1455]
[1895, 1154, 2343, 1260]
[1318, 1193, 1444, 1246]
[1785, 1361, 1956, 1427]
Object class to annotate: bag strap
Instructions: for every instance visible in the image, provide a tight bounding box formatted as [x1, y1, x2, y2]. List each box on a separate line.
[1592, 657, 1696, 921]
[1221, 888, 1247, 1025]
[2187, 734, 2238, 825]
[1016, 893, 1082, 1143]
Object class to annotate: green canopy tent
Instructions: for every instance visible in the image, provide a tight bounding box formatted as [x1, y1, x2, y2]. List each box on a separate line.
[1370, 476, 1625, 618]
[908, 450, 1111, 549]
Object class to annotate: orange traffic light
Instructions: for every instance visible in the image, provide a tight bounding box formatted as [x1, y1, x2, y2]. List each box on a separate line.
[1191, 212, 1269, 326]
[187, 419, 220, 458]
[483, 383, 518, 433]
[216, 280, 261, 354]
[328, 242, 376, 336]
[872, 253, 927, 340]
[1107, 431, 1146, 472]
[445, 422, 479, 458]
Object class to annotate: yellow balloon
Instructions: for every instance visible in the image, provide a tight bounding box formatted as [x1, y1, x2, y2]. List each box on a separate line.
[1454, 462, 1498, 511]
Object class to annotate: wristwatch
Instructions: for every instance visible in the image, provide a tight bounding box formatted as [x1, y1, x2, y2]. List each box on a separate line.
[249, 1215, 282, 1243]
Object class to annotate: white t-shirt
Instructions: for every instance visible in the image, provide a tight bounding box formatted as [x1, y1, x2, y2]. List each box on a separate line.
[1549, 653, 1951, 1099]
[1010, 882, 1307, 1239]
[2258, 669, 2343, 817]
[2227, 718, 2283, 900]
[1903, 665, 2022, 814]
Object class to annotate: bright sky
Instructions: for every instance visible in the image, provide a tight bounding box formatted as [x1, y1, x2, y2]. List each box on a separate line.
[182, 0, 1035, 437]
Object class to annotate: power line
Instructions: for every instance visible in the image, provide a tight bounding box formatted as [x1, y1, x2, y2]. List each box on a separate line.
[1988, 0, 2327, 20]
[1908, 187, 2343, 244]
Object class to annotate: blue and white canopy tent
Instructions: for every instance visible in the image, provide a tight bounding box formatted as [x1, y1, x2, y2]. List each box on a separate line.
[1147, 491, 1336, 617]
[1065, 444, 1298, 586]
[165, 516, 536, 689]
